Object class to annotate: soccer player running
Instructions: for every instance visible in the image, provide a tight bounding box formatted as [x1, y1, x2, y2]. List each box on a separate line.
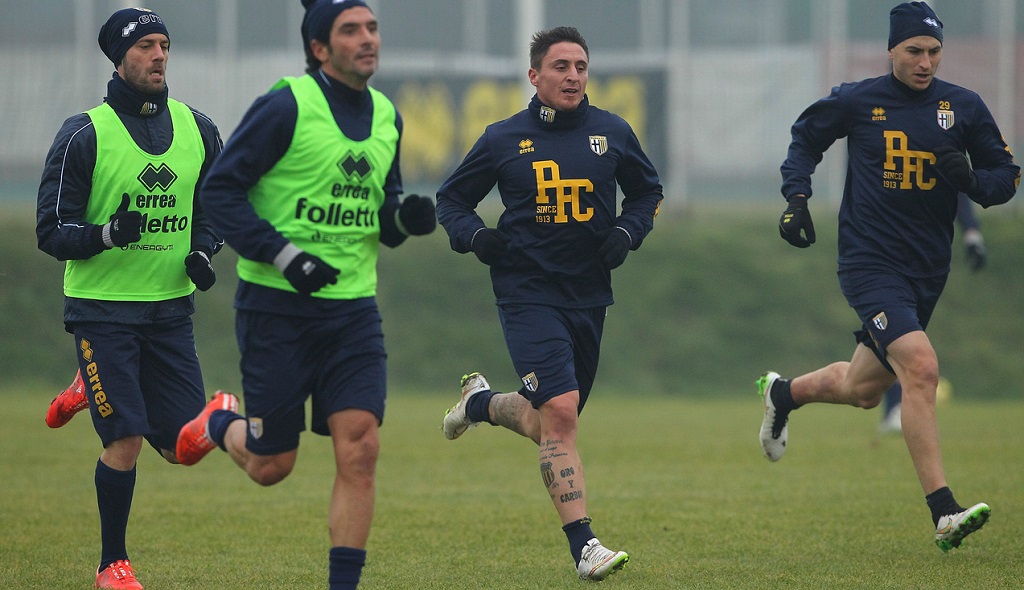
[35, 8, 223, 589]
[174, 2, 435, 589]
[437, 26, 663, 581]
[759, 1, 1018, 552]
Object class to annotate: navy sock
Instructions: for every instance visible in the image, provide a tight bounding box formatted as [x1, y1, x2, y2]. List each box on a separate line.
[883, 382, 903, 415]
[329, 546, 366, 590]
[772, 378, 802, 413]
[465, 389, 495, 424]
[207, 409, 244, 452]
[926, 486, 963, 526]
[95, 459, 136, 571]
[562, 517, 595, 564]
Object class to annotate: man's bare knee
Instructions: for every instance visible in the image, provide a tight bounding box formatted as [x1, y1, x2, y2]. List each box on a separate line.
[247, 457, 294, 486]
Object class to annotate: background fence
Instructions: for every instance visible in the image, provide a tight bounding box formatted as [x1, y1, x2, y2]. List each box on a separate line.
[2, 0, 1021, 207]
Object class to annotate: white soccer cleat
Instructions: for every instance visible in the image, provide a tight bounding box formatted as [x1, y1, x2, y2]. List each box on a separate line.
[757, 371, 788, 461]
[442, 372, 490, 440]
[576, 538, 628, 581]
[935, 502, 991, 552]
[879, 403, 902, 435]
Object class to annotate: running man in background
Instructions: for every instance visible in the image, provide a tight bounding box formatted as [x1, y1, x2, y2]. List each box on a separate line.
[36, 8, 223, 588]
[758, 1, 1018, 552]
[174, 2, 436, 589]
[436, 26, 663, 581]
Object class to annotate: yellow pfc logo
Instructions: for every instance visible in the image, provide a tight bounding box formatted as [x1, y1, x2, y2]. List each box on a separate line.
[532, 160, 594, 223]
[883, 131, 936, 190]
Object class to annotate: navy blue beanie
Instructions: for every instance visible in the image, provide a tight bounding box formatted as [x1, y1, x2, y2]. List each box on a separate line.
[301, 0, 371, 49]
[98, 8, 169, 67]
[888, 2, 943, 49]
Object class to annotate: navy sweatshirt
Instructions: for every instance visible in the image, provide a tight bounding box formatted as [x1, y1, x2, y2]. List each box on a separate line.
[782, 73, 1018, 277]
[437, 95, 663, 309]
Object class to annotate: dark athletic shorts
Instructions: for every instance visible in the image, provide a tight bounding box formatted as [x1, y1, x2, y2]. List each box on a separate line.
[497, 303, 605, 412]
[837, 267, 947, 373]
[71, 318, 206, 454]
[236, 304, 386, 456]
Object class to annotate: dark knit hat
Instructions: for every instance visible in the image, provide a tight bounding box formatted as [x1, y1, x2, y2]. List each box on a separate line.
[301, 0, 371, 48]
[98, 8, 169, 67]
[888, 2, 943, 49]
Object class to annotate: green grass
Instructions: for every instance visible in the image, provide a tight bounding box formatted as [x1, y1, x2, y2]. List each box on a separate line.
[2, 391, 1022, 589]
[5, 203, 1024, 400]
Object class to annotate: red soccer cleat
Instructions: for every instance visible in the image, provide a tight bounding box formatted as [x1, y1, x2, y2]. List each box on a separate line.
[176, 391, 239, 466]
[45, 370, 88, 428]
[95, 559, 143, 589]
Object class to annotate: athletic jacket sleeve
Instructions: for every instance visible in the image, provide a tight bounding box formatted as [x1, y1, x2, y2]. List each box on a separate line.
[199, 88, 296, 264]
[36, 114, 108, 261]
[189, 107, 225, 256]
[780, 86, 851, 200]
[435, 129, 500, 253]
[613, 121, 663, 250]
[377, 110, 409, 249]
[961, 97, 1019, 208]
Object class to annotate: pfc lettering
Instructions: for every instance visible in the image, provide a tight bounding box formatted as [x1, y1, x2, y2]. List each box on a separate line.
[533, 160, 594, 223]
[883, 130, 936, 190]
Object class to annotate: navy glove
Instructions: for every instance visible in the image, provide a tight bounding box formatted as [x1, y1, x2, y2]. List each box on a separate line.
[778, 196, 815, 248]
[470, 228, 510, 266]
[184, 248, 216, 291]
[933, 146, 978, 193]
[282, 251, 340, 295]
[102, 193, 143, 248]
[596, 226, 631, 270]
[397, 194, 437, 236]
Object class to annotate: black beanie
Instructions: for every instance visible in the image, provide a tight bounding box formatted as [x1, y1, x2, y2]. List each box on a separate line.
[301, 0, 371, 49]
[98, 8, 169, 67]
[888, 2, 943, 50]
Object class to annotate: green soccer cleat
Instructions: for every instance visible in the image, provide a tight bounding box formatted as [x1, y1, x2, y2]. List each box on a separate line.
[935, 502, 990, 552]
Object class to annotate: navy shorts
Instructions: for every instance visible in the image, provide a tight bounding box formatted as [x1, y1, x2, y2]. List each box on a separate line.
[71, 318, 206, 453]
[236, 304, 387, 456]
[497, 303, 605, 412]
[837, 267, 947, 372]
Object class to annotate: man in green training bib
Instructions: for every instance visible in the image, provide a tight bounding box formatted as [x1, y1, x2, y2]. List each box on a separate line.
[35, 7, 224, 589]
[175, 2, 436, 589]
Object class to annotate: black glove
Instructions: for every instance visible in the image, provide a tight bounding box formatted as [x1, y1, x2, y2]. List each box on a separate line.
[933, 146, 978, 193]
[282, 251, 340, 295]
[103, 193, 143, 247]
[778, 196, 816, 248]
[184, 248, 216, 291]
[397, 194, 437, 236]
[470, 228, 510, 266]
[596, 226, 631, 270]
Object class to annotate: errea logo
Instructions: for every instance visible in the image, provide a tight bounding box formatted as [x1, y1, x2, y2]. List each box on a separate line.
[138, 163, 177, 191]
[872, 107, 886, 121]
[122, 10, 163, 37]
[923, 17, 939, 29]
[519, 139, 535, 154]
[338, 152, 373, 180]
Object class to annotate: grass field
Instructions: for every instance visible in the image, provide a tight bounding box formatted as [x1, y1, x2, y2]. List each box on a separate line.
[2, 391, 1022, 589]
